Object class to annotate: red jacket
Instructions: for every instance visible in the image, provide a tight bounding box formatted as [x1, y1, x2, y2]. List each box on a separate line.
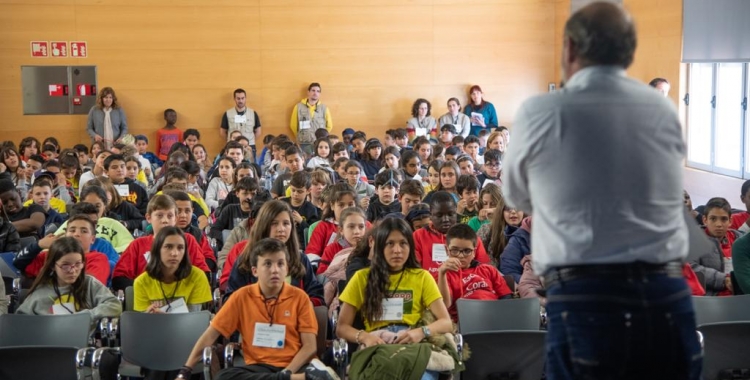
[220, 240, 249, 289]
[113, 234, 209, 280]
[437, 261, 512, 322]
[683, 263, 705, 296]
[305, 220, 338, 257]
[731, 212, 749, 231]
[413, 224, 490, 275]
[26, 250, 110, 285]
[318, 240, 349, 275]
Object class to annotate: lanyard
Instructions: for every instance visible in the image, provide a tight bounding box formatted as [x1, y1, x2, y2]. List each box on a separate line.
[53, 283, 75, 314]
[388, 270, 406, 298]
[159, 281, 180, 312]
[263, 283, 284, 326]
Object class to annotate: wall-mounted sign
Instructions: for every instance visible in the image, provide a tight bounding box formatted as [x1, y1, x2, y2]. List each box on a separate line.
[31, 41, 48, 57]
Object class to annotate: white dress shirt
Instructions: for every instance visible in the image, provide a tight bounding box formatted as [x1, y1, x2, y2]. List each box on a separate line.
[502, 66, 689, 275]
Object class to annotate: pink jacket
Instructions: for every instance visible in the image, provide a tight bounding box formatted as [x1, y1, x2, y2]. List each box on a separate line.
[518, 255, 545, 306]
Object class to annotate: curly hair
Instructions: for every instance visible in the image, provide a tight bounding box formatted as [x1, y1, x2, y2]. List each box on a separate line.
[411, 98, 432, 118]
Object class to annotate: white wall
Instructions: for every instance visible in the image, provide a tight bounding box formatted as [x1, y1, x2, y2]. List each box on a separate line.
[684, 167, 746, 209]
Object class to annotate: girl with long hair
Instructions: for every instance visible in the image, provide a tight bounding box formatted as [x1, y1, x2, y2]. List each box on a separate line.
[17, 237, 121, 318]
[467, 183, 502, 232]
[478, 190, 525, 268]
[1, 147, 28, 199]
[337, 218, 452, 380]
[18, 137, 40, 162]
[205, 156, 236, 211]
[87, 177, 145, 233]
[306, 137, 333, 170]
[222, 200, 324, 305]
[134, 226, 212, 313]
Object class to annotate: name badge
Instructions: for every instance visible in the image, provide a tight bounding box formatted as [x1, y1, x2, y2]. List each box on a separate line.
[432, 243, 448, 262]
[724, 257, 734, 274]
[115, 184, 130, 197]
[144, 251, 151, 263]
[253, 323, 286, 348]
[234, 115, 247, 124]
[327, 232, 338, 245]
[160, 297, 189, 314]
[413, 174, 422, 182]
[382, 298, 404, 321]
[52, 302, 75, 315]
[299, 120, 311, 130]
[482, 179, 495, 189]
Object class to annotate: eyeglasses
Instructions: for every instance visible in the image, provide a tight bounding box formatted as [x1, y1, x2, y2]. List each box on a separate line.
[56, 262, 84, 272]
[485, 162, 501, 168]
[448, 248, 474, 257]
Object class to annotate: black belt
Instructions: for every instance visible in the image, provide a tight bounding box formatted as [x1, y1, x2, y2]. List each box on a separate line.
[543, 261, 684, 289]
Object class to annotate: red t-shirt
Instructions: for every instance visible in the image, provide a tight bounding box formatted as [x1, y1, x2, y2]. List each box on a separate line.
[156, 128, 183, 161]
[437, 261, 512, 322]
[682, 263, 705, 296]
[113, 234, 209, 280]
[25, 250, 110, 285]
[731, 212, 749, 231]
[220, 240, 249, 289]
[413, 224, 490, 275]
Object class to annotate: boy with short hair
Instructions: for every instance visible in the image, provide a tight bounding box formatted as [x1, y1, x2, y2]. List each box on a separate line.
[165, 190, 217, 272]
[393, 128, 410, 151]
[464, 135, 483, 165]
[0, 179, 45, 238]
[349, 132, 367, 161]
[456, 156, 476, 177]
[183, 128, 201, 150]
[158, 167, 210, 229]
[342, 128, 355, 152]
[111, 194, 210, 291]
[25, 178, 65, 227]
[456, 174, 480, 224]
[272, 145, 305, 199]
[211, 177, 258, 246]
[332, 157, 348, 183]
[444, 146, 461, 162]
[476, 149, 502, 188]
[385, 179, 424, 219]
[105, 154, 149, 214]
[73, 144, 94, 170]
[691, 197, 744, 296]
[438, 224, 512, 322]
[440, 124, 457, 147]
[26, 154, 46, 179]
[135, 135, 162, 168]
[282, 171, 319, 245]
[366, 169, 401, 223]
[413, 191, 490, 275]
[179, 238, 338, 380]
[344, 160, 374, 208]
[452, 136, 465, 152]
[157, 108, 183, 162]
[331, 143, 349, 161]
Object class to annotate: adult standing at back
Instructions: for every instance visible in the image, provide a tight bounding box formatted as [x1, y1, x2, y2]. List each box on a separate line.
[86, 87, 128, 150]
[463, 85, 498, 136]
[220, 88, 261, 163]
[502, 2, 701, 379]
[290, 82, 333, 156]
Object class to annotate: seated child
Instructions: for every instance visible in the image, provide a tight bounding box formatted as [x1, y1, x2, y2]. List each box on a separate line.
[365, 169, 401, 223]
[437, 224, 513, 322]
[456, 174, 480, 224]
[281, 171, 319, 247]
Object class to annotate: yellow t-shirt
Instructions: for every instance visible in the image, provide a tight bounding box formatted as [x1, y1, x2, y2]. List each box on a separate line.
[24, 197, 67, 214]
[339, 267, 442, 331]
[133, 266, 212, 312]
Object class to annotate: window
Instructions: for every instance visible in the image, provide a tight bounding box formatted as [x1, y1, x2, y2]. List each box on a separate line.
[685, 63, 749, 178]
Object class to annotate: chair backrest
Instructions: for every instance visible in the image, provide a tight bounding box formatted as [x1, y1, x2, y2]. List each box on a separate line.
[692, 295, 750, 326]
[125, 286, 134, 312]
[314, 305, 328, 358]
[0, 346, 79, 380]
[0, 313, 92, 348]
[119, 311, 211, 371]
[457, 298, 541, 334]
[699, 322, 750, 380]
[462, 330, 547, 380]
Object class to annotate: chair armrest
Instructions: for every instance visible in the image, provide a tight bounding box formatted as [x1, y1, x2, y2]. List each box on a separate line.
[223, 342, 241, 368]
[202, 346, 214, 380]
[12, 278, 20, 293]
[91, 347, 120, 380]
[108, 318, 119, 345]
[697, 330, 704, 351]
[454, 333, 464, 362]
[330, 308, 339, 334]
[76, 347, 95, 380]
[332, 338, 349, 378]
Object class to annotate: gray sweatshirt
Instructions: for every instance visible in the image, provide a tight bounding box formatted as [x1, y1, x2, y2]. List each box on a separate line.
[16, 275, 122, 323]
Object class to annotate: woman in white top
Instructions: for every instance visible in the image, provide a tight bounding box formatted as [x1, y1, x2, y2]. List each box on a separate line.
[437, 97, 471, 138]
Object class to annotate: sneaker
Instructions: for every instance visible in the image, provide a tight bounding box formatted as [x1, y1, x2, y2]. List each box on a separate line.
[304, 358, 341, 380]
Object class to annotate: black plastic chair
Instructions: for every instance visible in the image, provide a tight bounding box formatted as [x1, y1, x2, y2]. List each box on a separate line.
[456, 298, 541, 334]
[692, 295, 750, 327]
[0, 313, 92, 348]
[0, 346, 80, 380]
[461, 330, 546, 380]
[699, 321, 750, 380]
[92, 311, 211, 380]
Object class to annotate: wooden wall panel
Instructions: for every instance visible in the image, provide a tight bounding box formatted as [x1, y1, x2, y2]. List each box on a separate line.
[0, 0, 561, 154]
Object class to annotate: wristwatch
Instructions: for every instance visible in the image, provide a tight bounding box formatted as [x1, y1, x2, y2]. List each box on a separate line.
[421, 325, 432, 338]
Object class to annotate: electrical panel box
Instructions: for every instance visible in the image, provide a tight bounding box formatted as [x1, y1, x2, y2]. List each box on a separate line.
[21, 65, 98, 115]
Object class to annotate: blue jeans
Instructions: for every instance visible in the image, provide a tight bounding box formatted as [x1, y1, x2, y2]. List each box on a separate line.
[545, 271, 702, 380]
[387, 325, 439, 380]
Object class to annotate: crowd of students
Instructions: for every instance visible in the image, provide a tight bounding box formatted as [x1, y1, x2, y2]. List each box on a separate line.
[1, 82, 746, 378]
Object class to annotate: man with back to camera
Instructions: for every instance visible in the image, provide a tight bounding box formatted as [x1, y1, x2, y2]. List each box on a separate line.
[220, 88, 262, 163]
[502, 2, 701, 379]
[290, 83, 333, 156]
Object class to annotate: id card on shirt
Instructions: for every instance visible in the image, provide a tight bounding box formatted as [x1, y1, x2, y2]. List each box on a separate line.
[115, 184, 130, 197]
[432, 243, 449, 262]
[724, 257, 734, 274]
[52, 303, 75, 315]
[382, 298, 404, 321]
[234, 114, 247, 124]
[253, 323, 286, 348]
[159, 297, 189, 314]
[300, 120, 311, 130]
